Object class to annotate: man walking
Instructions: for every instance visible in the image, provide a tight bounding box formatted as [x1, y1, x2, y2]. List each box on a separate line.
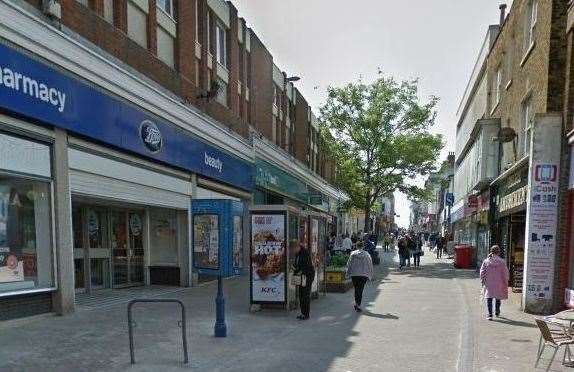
[436, 236, 445, 259]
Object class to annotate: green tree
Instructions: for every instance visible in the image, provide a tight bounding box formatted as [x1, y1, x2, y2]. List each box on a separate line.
[320, 75, 443, 232]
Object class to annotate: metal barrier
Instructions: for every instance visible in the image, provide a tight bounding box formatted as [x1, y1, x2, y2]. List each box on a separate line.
[127, 299, 189, 365]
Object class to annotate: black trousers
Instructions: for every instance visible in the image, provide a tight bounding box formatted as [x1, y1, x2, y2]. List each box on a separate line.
[436, 247, 442, 258]
[352, 276, 368, 306]
[413, 254, 421, 267]
[487, 298, 501, 316]
[299, 275, 314, 318]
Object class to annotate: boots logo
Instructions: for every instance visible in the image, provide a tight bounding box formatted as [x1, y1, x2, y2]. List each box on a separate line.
[139, 120, 163, 153]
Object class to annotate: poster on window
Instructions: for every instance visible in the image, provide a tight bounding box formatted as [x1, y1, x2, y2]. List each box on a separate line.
[251, 214, 285, 303]
[0, 186, 24, 283]
[193, 215, 219, 269]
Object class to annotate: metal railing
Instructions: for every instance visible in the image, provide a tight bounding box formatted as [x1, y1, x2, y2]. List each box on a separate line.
[127, 299, 189, 364]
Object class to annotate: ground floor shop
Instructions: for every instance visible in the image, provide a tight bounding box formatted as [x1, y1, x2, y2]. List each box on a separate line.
[0, 24, 253, 319]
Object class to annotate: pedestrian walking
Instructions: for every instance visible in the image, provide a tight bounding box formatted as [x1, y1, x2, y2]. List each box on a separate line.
[346, 242, 374, 312]
[408, 234, 421, 268]
[479, 245, 509, 320]
[292, 240, 315, 320]
[436, 235, 444, 259]
[398, 235, 409, 270]
[342, 234, 353, 254]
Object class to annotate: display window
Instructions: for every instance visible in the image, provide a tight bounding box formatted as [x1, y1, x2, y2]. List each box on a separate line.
[0, 175, 53, 293]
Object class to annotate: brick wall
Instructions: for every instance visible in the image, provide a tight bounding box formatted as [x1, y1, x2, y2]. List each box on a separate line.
[294, 89, 311, 165]
[250, 33, 274, 140]
[21, 0, 335, 187]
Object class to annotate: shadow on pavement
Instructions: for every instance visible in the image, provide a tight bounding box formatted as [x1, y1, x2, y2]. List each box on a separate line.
[494, 317, 537, 328]
[362, 311, 399, 320]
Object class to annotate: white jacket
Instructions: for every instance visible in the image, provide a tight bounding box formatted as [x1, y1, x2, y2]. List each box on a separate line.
[346, 249, 374, 280]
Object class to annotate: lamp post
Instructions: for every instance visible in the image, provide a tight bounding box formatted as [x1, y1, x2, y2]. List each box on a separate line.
[214, 275, 227, 337]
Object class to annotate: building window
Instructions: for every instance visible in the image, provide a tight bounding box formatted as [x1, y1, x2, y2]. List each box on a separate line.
[494, 66, 502, 108]
[215, 22, 227, 67]
[157, 26, 175, 68]
[524, 0, 538, 54]
[103, 0, 114, 24]
[521, 96, 533, 157]
[0, 176, 53, 294]
[157, 0, 174, 17]
[127, 0, 148, 48]
[215, 78, 228, 107]
[505, 43, 513, 85]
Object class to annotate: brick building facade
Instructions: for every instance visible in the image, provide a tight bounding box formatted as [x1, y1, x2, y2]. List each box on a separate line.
[20, 0, 334, 182]
[454, 0, 570, 313]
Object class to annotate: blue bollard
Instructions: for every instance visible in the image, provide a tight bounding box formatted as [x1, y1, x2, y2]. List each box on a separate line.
[214, 275, 227, 337]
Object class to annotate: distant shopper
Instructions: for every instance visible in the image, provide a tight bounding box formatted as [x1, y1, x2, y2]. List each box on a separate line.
[436, 235, 444, 259]
[346, 242, 374, 312]
[479, 245, 509, 320]
[398, 236, 409, 270]
[342, 234, 353, 254]
[292, 240, 315, 320]
[409, 234, 423, 269]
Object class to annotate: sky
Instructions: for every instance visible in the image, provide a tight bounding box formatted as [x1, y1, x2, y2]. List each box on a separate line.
[231, 0, 511, 228]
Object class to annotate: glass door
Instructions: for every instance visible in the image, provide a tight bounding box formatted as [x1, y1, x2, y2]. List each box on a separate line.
[86, 208, 110, 289]
[111, 211, 129, 287]
[128, 212, 145, 285]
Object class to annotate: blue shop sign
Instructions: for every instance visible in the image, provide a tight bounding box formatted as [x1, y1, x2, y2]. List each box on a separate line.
[0, 43, 253, 191]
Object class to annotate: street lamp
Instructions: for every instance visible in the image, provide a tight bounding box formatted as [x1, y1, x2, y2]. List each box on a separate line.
[286, 76, 301, 82]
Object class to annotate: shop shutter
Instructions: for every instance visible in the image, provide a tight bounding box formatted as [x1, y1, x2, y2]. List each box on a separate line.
[68, 149, 191, 209]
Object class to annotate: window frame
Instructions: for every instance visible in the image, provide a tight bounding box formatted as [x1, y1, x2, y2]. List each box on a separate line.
[521, 95, 533, 157]
[524, 0, 538, 55]
[215, 21, 227, 67]
[156, 0, 174, 19]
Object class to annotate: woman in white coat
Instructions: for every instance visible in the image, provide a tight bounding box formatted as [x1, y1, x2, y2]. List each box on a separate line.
[346, 242, 374, 312]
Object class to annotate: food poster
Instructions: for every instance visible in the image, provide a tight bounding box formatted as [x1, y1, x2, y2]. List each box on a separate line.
[251, 214, 286, 302]
[193, 215, 219, 269]
[310, 219, 319, 293]
[0, 185, 24, 283]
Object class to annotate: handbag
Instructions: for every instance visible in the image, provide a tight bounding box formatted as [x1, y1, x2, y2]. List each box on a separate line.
[291, 274, 307, 287]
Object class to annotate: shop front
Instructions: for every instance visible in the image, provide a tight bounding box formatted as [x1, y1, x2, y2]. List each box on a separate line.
[492, 166, 528, 292]
[0, 25, 253, 318]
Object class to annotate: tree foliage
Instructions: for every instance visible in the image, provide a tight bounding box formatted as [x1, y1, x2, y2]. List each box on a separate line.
[319, 75, 443, 231]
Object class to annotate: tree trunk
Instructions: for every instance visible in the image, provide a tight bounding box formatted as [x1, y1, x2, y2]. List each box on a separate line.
[364, 193, 372, 233]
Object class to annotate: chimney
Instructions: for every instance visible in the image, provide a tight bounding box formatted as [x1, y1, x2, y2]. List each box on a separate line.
[499, 4, 507, 26]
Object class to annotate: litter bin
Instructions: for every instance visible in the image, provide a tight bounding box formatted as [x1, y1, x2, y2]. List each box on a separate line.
[454, 245, 473, 269]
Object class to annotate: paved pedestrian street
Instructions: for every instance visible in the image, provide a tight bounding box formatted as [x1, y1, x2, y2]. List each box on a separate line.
[0, 250, 566, 372]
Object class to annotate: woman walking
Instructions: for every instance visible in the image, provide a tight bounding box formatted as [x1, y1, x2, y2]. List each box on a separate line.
[292, 240, 315, 320]
[479, 245, 509, 320]
[346, 242, 374, 312]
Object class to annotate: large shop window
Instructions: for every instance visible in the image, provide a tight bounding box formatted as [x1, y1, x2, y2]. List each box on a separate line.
[0, 176, 53, 294]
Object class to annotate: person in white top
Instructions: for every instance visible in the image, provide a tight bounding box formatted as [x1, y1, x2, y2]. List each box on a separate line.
[342, 234, 353, 253]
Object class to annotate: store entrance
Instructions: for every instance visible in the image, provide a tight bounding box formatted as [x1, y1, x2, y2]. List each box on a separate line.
[73, 204, 145, 292]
